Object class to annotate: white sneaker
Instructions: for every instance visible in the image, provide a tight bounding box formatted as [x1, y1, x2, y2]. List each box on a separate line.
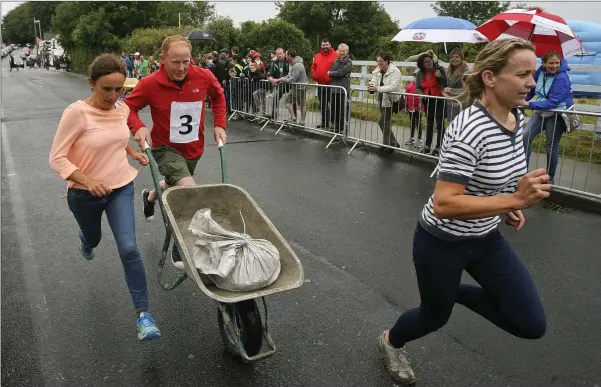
[377, 331, 416, 385]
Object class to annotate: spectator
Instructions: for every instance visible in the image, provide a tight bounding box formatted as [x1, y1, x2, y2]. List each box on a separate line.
[245, 61, 267, 116]
[404, 69, 425, 148]
[327, 43, 353, 133]
[228, 55, 245, 120]
[125, 54, 134, 78]
[443, 47, 469, 122]
[415, 50, 447, 156]
[137, 55, 150, 79]
[133, 52, 141, 77]
[148, 56, 159, 73]
[268, 47, 296, 120]
[311, 39, 339, 129]
[274, 49, 308, 125]
[213, 53, 233, 114]
[523, 50, 574, 184]
[251, 50, 267, 77]
[367, 52, 402, 151]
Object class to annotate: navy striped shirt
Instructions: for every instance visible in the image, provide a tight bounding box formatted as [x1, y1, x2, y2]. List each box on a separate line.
[420, 103, 527, 241]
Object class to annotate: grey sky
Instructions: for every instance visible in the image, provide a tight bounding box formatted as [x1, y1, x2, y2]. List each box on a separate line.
[3, 1, 600, 28]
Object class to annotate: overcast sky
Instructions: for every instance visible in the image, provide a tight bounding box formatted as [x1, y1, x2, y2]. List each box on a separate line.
[2, 1, 600, 28]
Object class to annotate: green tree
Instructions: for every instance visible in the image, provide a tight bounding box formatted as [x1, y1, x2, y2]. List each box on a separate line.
[238, 19, 312, 65]
[276, 1, 398, 59]
[155, 1, 214, 27]
[51, 2, 96, 47]
[431, 1, 512, 26]
[122, 26, 195, 58]
[2, 3, 35, 44]
[205, 16, 241, 50]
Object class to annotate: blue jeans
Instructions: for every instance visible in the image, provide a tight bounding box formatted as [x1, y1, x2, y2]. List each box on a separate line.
[388, 224, 546, 348]
[67, 182, 149, 313]
[523, 112, 565, 184]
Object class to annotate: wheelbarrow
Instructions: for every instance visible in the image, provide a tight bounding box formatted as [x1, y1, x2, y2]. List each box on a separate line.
[121, 77, 139, 100]
[144, 140, 304, 362]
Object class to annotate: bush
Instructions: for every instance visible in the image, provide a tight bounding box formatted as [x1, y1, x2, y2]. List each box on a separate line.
[121, 26, 212, 58]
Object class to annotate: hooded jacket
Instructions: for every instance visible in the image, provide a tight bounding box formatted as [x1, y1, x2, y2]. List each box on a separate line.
[280, 56, 307, 85]
[311, 48, 338, 84]
[526, 58, 574, 111]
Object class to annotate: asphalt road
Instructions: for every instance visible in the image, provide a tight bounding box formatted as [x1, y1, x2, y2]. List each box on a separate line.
[2, 65, 601, 387]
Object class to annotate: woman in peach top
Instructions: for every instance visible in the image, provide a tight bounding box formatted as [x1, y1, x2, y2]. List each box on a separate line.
[49, 54, 161, 341]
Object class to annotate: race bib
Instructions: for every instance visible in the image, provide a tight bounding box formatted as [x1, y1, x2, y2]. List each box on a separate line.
[169, 101, 202, 143]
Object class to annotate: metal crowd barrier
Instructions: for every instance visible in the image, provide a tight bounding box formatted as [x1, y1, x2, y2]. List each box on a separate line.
[228, 78, 600, 200]
[522, 107, 600, 199]
[346, 87, 462, 158]
[229, 77, 349, 148]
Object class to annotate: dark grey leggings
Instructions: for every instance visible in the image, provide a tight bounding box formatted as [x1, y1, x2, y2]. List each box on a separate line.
[389, 223, 547, 348]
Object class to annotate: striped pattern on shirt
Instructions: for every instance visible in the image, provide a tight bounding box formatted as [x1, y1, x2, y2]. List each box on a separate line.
[419, 103, 527, 241]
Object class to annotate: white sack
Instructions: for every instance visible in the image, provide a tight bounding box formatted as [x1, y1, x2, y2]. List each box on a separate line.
[188, 208, 281, 292]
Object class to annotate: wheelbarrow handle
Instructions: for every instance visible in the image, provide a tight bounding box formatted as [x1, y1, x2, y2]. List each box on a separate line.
[143, 142, 169, 229]
[218, 140, 228, 184]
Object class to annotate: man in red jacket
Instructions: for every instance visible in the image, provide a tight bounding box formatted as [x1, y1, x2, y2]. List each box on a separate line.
[125, 35, 227, 270]
[311, 39, 338, 129]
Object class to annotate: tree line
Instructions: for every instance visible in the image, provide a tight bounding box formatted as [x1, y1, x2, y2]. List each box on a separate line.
[1, 1, 519, 71]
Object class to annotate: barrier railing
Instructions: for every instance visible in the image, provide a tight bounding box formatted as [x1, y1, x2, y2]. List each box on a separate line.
[228, 78, 600, 200]
[229, 77, 349, 148]
[522, 107, 600, 199]
[346, 87, 462, 158]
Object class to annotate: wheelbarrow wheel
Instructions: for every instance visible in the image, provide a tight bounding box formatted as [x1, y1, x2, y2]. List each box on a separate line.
[218, 299, 263, 357]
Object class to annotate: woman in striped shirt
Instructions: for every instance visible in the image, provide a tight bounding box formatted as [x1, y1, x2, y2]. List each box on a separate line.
[377, 38, 552, 385]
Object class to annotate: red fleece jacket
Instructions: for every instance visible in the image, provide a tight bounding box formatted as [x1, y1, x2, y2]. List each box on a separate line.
[125, 65, 226, 160]
[311, 49, 338, 85]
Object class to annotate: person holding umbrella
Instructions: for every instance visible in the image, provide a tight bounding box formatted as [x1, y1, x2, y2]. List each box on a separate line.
[377, 38, 549, 385]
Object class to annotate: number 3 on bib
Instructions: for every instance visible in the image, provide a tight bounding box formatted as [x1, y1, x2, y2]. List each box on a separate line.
[169, 101, 202, 143]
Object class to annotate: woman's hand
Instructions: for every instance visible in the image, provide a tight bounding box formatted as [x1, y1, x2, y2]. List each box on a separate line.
[367, 84, 377, 92]
[132, 152, 149, 166]
[86, 178, 113, 197]
[435, 69, 442, 77]
[505, 210, 526, 231]
[444, 87, 451, 94]
[513, 168, 552, 208]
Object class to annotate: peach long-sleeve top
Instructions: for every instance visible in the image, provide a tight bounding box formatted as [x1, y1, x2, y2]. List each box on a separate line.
[49, 100, 138, 190]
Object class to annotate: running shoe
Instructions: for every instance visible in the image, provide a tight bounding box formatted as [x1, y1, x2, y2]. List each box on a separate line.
[141, 189, 155, 222]
[79, 237, 95, 261]
[377, 331, 416, 385]
[137, 312, 161, 341]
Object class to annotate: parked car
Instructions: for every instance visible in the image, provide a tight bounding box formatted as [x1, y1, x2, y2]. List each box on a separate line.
[13, 57, 25, 68]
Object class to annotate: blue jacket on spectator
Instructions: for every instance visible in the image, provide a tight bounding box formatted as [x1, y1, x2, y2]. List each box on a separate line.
[526, 58, 573, 111]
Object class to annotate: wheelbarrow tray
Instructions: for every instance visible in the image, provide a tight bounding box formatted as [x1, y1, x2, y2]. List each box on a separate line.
[161, 184, 304, 304]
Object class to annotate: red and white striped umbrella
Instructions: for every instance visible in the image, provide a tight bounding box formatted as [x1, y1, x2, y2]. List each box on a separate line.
[476, 8, 587, 58]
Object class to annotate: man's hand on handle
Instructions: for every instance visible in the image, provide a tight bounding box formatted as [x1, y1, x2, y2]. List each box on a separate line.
[214, 126, 226, 145]
[133, 126, 152, 150]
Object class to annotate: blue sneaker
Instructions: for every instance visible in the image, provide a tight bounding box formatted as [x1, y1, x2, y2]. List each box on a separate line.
[137, 312, 161, 341]
[79, 239, 95, 261]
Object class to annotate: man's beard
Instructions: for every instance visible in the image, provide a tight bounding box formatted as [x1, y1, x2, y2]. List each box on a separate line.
[322, 48, 329, 52]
